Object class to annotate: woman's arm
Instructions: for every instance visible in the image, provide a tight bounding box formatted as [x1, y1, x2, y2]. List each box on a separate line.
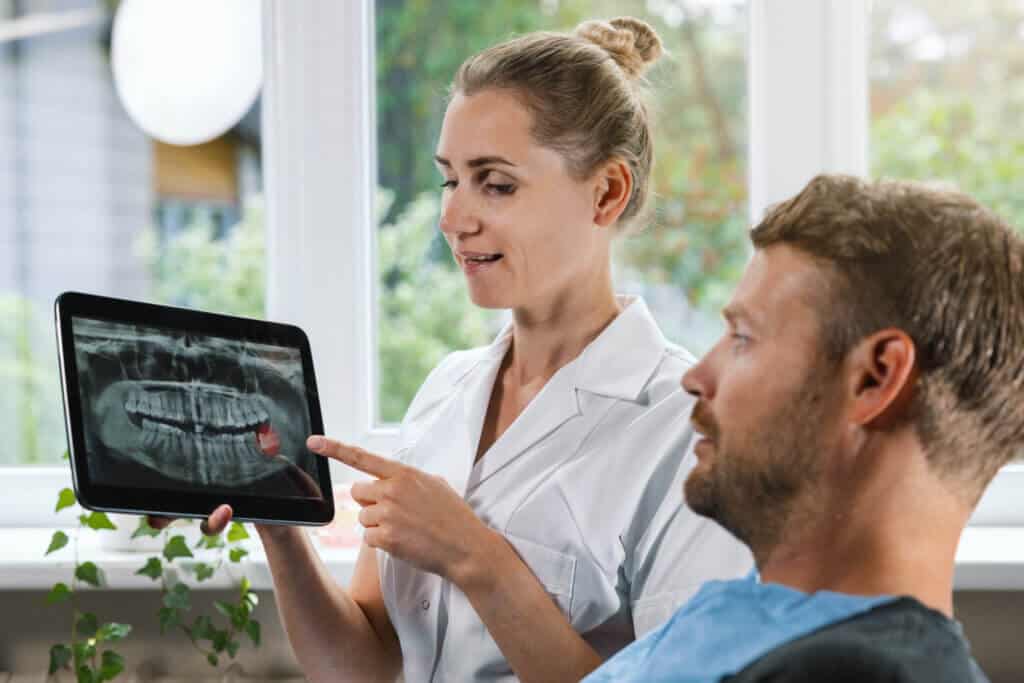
[453, 529, 604, 683]
[256, 525, 402, 683]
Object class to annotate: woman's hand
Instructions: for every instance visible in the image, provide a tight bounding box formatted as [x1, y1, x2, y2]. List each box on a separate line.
[148, 503, 233, 535]
[308, 435, 500, 586]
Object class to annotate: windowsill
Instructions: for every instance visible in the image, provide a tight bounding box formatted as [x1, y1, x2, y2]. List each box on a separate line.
[1, 525, 1022, 591]
[0, 527, 358, 591]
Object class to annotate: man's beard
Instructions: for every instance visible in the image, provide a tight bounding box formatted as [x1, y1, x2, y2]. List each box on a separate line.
[684, 368, 835, 559]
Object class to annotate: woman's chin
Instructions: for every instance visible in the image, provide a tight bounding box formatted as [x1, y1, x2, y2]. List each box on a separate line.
[466, 289, 512, 309]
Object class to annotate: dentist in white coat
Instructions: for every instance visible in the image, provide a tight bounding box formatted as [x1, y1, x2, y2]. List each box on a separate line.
[154, 17, 752, 683]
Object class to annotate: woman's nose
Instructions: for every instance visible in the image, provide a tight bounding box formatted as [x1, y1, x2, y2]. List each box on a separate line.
[438, 189, 478, 237]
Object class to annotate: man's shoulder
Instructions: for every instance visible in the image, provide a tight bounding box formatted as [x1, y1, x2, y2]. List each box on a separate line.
[725, 597, 990, 683]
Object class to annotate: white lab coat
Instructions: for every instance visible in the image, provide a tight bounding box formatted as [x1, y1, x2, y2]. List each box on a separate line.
[379, 297, 753, 682]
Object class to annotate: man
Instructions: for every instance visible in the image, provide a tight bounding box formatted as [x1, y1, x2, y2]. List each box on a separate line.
[585, 174, 1023, 682]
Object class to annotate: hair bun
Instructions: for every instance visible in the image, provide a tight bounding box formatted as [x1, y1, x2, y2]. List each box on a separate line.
[575, 16, 663, 78]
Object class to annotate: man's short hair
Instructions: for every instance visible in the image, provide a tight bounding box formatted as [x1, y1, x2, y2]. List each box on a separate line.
[751, 174, 1024, 503]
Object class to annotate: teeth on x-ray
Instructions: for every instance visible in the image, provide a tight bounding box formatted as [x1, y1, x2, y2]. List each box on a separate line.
[75, 319, 315, 489]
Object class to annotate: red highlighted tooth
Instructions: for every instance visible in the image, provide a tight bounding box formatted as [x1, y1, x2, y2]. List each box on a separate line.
[256, 421, 281, 457]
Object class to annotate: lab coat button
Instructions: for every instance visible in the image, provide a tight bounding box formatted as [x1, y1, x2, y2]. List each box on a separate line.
[421, 599, 430, 610]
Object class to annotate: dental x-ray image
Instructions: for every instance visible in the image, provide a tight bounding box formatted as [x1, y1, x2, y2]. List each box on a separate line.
[72, 317, 322, 499]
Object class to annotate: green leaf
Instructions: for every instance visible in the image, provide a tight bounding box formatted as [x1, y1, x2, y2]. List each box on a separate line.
[245, 619, 261, 647]
[226, 638, 240, 658]
[244, 591, 259, 609]
[188, 615, 215, 642]
[96, 622, 131, 642]
[226, 522, 250, 543]
[163, 582, 191, 611]
[158, 607, 180, 634]
[73, 641, 96, 662]
[75, 562, 103, 587]
[213, 600, 235, 620]
[62, 449, 70, 461]
[76, 665, 96, 683]
[163, 535, 194, 562]
[211, 628, 229, 652]
[46, 582, 72, 604]
[76, 612, 99, 638]
[196, 533, 225, 550]
[99, 650, 125, 680]
[132, 517, 161, 539]
[56, 487, 76, 512]
[206, 652, 219, 667]
[240, 576, 251, 596]
[46, 530, 69, 555]
[135, 557, 163, 581]
[83, 512, 117, 531]
[228, 547, 248, 563]
[192, 562, 215, 582]
[49, 643, 72, 674]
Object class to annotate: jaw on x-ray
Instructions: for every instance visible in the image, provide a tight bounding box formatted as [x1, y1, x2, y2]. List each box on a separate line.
[73, 318, 318, 495]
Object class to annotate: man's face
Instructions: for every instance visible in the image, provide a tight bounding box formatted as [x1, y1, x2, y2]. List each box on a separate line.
[681, 245, 846, 554]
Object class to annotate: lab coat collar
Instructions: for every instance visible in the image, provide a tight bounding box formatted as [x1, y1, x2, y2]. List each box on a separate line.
[574, 296, 668, 402]
[455, 297, 668, 494]
[463, 296, 668, 403]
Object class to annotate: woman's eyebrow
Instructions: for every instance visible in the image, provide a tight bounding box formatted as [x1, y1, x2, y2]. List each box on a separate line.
[433, 154, 517, 168]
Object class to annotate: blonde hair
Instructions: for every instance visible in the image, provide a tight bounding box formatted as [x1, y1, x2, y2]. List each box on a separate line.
[452, 17, 664, 233]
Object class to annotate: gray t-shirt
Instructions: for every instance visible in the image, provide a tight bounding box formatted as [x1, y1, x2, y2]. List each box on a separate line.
[725, 597, 989, 682]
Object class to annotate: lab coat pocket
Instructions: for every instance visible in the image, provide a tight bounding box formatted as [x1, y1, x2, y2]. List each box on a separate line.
[505, 532, 577, 623]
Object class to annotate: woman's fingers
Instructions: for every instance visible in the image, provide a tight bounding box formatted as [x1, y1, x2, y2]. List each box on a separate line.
[147, 515, 173, 530]
[199, 504, 233, 536]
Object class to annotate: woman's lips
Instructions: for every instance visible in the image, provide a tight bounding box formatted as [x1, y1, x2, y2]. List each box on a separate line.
[461, 254, 503, 276]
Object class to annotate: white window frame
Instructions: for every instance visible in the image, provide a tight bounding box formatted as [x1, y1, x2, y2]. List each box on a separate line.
[1, 0, 1019, 527]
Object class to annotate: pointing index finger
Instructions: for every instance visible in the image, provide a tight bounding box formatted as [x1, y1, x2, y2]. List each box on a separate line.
[307, 435, 403, 479]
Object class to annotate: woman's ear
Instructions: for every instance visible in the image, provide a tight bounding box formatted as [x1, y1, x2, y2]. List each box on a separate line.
[847, 329, 918, 430]
[593, 159, 632, 228]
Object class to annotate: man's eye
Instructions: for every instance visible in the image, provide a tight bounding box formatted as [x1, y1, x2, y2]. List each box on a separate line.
[730, 333, 750, 350]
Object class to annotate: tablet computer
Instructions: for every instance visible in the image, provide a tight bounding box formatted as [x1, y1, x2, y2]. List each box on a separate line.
[55, 291, 333, 526]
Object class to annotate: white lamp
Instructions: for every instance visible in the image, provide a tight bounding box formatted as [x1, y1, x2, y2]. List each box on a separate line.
[111, 0, 263, 147]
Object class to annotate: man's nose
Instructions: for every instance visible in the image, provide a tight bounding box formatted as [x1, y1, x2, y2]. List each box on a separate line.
[682, 357, 714, 401]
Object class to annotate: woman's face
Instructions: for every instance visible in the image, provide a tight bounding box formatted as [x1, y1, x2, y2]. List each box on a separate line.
[435, 88, 612, 311]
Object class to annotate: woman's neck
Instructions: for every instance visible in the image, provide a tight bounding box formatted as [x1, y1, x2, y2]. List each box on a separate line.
[507, 278, 620, 387]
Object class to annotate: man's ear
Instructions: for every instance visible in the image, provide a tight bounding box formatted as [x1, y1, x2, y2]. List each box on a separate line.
[847, 329, 918, 429]
[593, 159, 633, 228]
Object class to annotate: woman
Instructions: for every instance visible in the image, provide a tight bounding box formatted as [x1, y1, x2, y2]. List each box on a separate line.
[153, 16, 751, 683]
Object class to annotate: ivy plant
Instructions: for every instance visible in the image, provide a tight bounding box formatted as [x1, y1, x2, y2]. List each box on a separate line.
[45, 448, 262, 678]
[45, 461, 132, 682]
[132, 516, 262, 668]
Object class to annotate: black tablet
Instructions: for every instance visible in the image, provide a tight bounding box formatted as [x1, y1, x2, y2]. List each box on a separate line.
[55, 291, 333, 526]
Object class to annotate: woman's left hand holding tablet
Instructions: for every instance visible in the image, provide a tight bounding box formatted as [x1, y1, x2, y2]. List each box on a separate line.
[307, 435, 502, 587]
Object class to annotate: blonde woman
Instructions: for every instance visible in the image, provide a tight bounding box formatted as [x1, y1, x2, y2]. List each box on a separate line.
[153, 17, 751, 683]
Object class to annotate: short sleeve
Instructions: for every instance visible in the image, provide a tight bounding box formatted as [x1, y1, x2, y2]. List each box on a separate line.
[627, 436, 754, 635]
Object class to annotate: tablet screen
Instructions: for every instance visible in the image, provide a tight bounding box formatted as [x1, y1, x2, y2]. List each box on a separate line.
[70, 316, 324, 500]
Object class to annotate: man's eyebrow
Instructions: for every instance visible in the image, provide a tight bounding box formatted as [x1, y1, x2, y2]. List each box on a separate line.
[722, 303, 758, 328]
[433, 155, 517, 168]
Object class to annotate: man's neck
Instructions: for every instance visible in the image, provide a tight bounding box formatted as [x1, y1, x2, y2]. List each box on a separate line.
[756, 442, 969, 617]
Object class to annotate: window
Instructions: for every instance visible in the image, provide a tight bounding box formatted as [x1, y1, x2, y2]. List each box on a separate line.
[870, 0, 1024, 466]
[2, 0, 1019, 526]
[374, 0, 748, 423]
[0, 0, 265, 468]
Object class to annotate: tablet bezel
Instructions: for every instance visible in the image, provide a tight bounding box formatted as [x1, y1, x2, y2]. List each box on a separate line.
[55, 291, 334, 526]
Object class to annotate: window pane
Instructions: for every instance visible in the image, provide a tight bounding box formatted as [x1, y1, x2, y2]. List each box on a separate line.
[0, 0, 265, 465]
[871, 1, 1024, 227]
[375, 0, 748, 424]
